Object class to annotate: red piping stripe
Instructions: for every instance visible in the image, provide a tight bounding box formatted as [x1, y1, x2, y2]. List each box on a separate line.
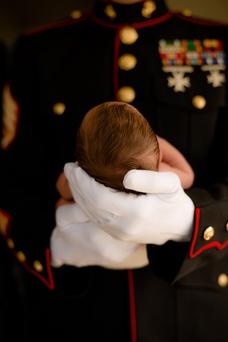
[190, 208, 228, 258]
[3, 231, 55, 289]
[15, 248, 55, 289]
[189, 207, 200, 257]
[128, 270, 137, 342]
[113, 30, 121, 100]
[133, 12, 173, 29]
[45, 248, 55, 289]
[91, 11, 173, 29]
[1, 211, 55, 289]
[24, 15, 88, 37]
[19, 10, 228, 38]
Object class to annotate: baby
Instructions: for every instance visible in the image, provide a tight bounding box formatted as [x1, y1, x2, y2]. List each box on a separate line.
[52, 101, 194, 268]
[57, 101, 194, 201]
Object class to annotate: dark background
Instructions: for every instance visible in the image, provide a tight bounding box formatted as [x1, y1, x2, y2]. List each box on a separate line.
[0, 0, 228, 46]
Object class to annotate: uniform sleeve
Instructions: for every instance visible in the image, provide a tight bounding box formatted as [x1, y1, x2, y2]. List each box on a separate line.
[0, 36, 57, 289]
[0, 42, 8, 232]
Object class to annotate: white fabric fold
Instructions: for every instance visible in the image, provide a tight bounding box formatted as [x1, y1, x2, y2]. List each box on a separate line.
[51, 204, 148, 268]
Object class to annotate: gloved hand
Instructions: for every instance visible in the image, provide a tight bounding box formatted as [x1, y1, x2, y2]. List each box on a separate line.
[64, 163, 195, 245]
[51, 203, 148, 268]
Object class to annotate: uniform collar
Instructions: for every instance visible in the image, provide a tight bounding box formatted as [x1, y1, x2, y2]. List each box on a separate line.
[94, 0, 169, 24]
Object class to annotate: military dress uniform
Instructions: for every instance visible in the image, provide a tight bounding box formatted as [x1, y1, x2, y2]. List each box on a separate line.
[1, 1, 228, 341]
[0, 42, 24, 342]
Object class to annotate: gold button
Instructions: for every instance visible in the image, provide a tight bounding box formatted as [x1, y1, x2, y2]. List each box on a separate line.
[226, 222, 228, 231]
[218, 273, 228, 288]
[17, 251, 26, 262]
[33, 260, 43, 273]
[182, 8, 192, 17]
[192, 95, 206, 109]
[142, 0, 156, 18]
[203, 226, 215, 241]
[70, 10, 82, 19]
[7, 238, 15, 249]
[117, 86, 136, 103]
[119, 27, 138, 45]
[104, 4, 117, 19]
[119, 54, 137, 71]
[53, 102, 66, 115]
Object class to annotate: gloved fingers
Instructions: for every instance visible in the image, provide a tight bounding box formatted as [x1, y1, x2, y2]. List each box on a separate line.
[123, 170, 181, 194]
[61, 163, 194, 248]
[64, 163, 103, 207]
[65, 163, 135, 214]
[56, 203, 89, 228]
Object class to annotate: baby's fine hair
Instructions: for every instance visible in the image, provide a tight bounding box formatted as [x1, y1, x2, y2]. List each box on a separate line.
[76, 101, 159, 190]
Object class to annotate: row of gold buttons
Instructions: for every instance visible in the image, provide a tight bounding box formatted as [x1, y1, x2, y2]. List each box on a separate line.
[104, 1, 157, 21]
[117, 27, 138, 103]
[103, 2, 193, 22]
[53, 10, 204, 113]
[52, 94, 207, 116]
[115, 26, 207, 109]
[203, 225, 228, 288]
[7, 238, 43, 273]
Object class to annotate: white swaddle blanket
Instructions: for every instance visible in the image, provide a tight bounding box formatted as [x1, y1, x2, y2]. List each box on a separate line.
[51, 201, 148, 268]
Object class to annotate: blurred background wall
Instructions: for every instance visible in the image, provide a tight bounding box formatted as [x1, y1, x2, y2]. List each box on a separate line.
[0, 0, 228, 46]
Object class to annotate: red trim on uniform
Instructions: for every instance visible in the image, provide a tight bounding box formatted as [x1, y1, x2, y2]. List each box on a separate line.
[91, 13, 126, 29]
[24, 15, 88, 37]
[91, 11, 173, 29]
[189, 208, 200, 257]
[128, 270, 137, 342]
[14, 248, 55, 289]
[174, 12, 228, 26]
[0, 213, 55, 289]
[45, 248, 55, 289]
[190, 208, 228, 258]
[133, 11, 173, 29]
[113, 31, 121, 100]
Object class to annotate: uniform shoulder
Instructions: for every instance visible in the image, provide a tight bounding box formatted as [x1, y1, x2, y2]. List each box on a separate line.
[173, 11, 228, 27]
[22, 10, 91, 39]
[13, 11, 92, 53]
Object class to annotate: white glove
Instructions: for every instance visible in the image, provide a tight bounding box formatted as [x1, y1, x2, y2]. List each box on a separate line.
[64, 163, 195, 245]
[51, 203, 148, 268]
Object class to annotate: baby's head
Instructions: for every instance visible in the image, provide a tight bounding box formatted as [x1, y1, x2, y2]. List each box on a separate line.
[76, 101, 159, 191]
